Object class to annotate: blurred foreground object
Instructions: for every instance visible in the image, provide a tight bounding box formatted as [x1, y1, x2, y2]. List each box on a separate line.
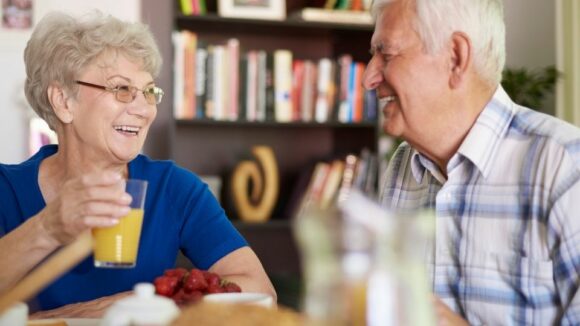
[294, 190, 435, 325]
[172, 302, 304, 326]
[101, 283, 179, 326]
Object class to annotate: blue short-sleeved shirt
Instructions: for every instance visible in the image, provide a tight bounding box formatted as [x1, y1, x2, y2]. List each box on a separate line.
[0, 145, 247, 310]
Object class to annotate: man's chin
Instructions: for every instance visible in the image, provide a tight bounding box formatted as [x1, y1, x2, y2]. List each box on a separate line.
[382, 123, 404, 138]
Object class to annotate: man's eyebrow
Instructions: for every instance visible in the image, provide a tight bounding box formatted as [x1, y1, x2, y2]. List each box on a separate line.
[369, 42, 394, 55]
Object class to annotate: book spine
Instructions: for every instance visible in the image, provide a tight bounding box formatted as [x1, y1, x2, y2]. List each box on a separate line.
[274, 50, 293, 122]
[172, 31, 185, 119]
[195, 42, 208, 119]
[256, 51, 268, 122]
[204, 46, 215, 119]
[315, 58, 332, 123]
[226, 39, 240, 121]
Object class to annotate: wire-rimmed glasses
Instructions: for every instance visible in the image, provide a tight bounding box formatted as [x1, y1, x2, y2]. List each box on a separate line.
[75, 80, 164, 105]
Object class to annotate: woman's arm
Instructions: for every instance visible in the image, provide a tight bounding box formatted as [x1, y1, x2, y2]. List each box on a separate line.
[209, 246, 277, 302]
[0, 172, 130, 293]
[29, 291, 132, 319]
[0, 215, 59, 293]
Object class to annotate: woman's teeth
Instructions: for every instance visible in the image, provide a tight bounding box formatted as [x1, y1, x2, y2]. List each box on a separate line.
[114, 125, 140, 135]
[379, 96, 397, 107]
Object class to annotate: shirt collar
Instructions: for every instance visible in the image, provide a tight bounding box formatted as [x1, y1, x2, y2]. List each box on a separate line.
[410, 149, 447, 184]
[409, 86, 516, 183]
[456, 86, 516, 178]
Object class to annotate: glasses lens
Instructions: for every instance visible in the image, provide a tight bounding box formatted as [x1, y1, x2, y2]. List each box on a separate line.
[116, 86, 135, 103]
[145, 87, 163, 105]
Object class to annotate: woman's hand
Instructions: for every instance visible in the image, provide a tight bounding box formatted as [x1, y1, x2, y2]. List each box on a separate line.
[39, 172, 132, 246]
[433, 295, 470, 326]
[29, 291, 132, 319]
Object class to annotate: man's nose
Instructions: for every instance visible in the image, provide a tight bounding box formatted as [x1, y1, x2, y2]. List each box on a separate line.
[362, 57, 383, 90]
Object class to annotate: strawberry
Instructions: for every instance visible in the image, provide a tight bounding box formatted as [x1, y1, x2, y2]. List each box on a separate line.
[154, 276, 178, 297]
[202, 271, 220, 287]
[183, 269, 208, 293]
[206, 283, 226, 294]
[223, 282, 242, 293]
[164, 268, 189, 281]
[172, 288, 187, 304]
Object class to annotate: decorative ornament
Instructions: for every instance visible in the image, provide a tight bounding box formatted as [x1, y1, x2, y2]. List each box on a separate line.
[231, 146, 279, 222]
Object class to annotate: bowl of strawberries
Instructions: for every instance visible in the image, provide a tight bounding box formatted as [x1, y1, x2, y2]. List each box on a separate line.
[153, 268, 242, 306]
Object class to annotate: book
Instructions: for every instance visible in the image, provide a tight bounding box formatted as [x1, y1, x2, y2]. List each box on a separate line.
[337, 154, 358, 203]
[172, 31, 185, 119]
[226, 39, 240, 121]
[195, 41, 208, 119]
[319, 159, 345, 209]
[274, 50, 293, 122]
[314, 58, 334, 123]
[301, 60, 317, 122]
[295, 8, 372, 25]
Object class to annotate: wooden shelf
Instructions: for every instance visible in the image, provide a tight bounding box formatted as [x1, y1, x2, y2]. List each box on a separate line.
[232, 219, 301, 276]
[233, 219, 293, 229]
[175, 13, 373, 32]
[175, 119, 377, 129]
[175, 13, 373, 62]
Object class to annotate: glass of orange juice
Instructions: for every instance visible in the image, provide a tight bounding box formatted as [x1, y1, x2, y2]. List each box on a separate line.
[93, 179, 147, 268]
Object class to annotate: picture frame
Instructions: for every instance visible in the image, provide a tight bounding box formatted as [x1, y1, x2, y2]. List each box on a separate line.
[218, 0, 286, 21]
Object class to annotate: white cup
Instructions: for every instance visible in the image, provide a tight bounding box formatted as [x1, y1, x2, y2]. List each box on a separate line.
[203, 293, 274, 308]
[0, 302, 28, 326]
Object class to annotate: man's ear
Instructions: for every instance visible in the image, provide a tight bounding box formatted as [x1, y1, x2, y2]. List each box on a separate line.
[47, 83, 73, 124]
[448, 31, 472, 89]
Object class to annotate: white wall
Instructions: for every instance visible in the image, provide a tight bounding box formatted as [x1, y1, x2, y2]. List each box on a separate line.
[504, 0, 555, 69]
[0, 0, 140, 164]
[503, 0, 556, 115]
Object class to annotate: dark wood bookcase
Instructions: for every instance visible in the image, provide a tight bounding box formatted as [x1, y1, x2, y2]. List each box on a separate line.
[143, 0, 376, 307]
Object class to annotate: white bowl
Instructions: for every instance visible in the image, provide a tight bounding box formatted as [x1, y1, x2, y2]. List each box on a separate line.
[203, 292, 274, 308]
[0, 302, 28, 326]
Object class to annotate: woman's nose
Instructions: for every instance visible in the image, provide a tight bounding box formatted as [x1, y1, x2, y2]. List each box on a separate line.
[127, 93, 153, 117]
[362, 57, 383, 90]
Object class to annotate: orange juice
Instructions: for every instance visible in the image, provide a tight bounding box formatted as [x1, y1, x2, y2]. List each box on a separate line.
[92, 209, 144, 268]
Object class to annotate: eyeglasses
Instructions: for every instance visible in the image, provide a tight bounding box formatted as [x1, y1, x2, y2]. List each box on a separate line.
[75, 80, 164, 105]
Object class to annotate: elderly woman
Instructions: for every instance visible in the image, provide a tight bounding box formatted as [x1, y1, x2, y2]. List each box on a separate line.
[0, 11, 275, 317]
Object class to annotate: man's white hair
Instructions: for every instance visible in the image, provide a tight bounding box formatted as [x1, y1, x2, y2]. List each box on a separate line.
[371, 0, 505, 87]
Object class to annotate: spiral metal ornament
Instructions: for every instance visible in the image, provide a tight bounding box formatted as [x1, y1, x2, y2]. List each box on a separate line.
[231, 146, 279, 222]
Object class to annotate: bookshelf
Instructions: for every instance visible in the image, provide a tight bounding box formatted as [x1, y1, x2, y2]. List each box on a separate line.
[151, 0, 378, 308]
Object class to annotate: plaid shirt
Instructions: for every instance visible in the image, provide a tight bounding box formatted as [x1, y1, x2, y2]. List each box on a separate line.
[379, 86, 580, 325]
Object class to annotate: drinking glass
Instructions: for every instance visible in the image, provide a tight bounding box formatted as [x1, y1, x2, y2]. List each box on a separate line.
[93, 179, 147, 268]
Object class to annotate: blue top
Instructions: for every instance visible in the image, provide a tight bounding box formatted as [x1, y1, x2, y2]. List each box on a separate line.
[0, 145, 247, 310]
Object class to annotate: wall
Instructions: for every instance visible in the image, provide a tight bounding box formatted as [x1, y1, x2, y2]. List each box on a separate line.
[0, 0, 140, 164]
[503, 0, 556, 115]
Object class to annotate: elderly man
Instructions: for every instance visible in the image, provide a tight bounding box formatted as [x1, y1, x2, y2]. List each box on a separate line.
[363, 0, 580, 325]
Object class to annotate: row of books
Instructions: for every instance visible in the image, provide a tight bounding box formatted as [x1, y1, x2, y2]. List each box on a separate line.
[172, 31, 378, 123]
[296, 149, 378, 214]
[178, 0, 207, 16]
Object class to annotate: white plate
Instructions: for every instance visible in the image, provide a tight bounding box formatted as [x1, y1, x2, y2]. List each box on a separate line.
[203, 292, 274, 308]
[29, 318, 99, 326]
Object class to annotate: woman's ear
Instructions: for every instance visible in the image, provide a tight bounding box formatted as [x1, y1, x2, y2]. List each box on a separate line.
[448, 31, 472, 89]
[47, 82, 73, 124]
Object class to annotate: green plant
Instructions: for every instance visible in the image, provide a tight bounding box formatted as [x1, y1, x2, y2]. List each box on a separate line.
[501, 65, 559, 109]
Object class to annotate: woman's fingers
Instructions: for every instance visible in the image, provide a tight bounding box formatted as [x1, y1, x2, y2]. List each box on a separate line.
[41, 172, 135, 245]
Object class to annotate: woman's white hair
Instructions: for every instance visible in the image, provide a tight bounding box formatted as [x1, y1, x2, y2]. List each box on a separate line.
[371, 0, 505, 87]
[24, 11, 162, 130]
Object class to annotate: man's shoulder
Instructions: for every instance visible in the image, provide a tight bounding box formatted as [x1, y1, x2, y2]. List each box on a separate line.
[510, 107, 580, 164]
